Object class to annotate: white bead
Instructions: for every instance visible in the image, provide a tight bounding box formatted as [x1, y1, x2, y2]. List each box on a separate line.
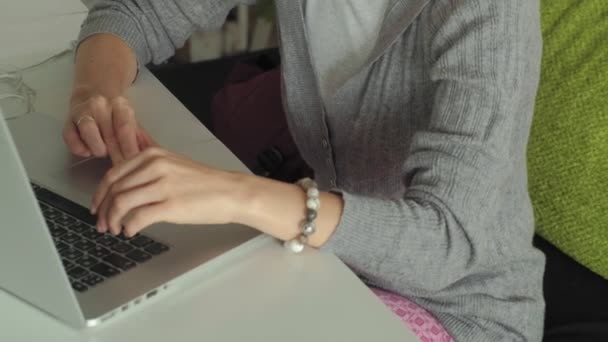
[306, 198, 320, 210]
[307, 187, 320, 199]
[297, 177, 314, 189]
[284, 239, 305, 253]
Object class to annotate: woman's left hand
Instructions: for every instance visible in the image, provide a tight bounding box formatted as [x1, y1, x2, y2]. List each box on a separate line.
[91, 147, 249, 237]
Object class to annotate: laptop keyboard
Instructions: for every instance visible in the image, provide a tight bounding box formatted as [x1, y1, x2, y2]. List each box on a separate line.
[31, 183, 169, 293]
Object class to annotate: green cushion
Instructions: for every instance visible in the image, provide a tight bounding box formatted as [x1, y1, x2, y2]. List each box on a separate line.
[529, 0, 608, 279]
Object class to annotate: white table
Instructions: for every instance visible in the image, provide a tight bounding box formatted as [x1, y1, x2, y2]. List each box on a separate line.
[0, 53, 418, 342]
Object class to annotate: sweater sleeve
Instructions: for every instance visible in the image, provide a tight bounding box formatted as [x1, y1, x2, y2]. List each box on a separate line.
[322, 1, 541, 294]
[78, 0, 257, 66]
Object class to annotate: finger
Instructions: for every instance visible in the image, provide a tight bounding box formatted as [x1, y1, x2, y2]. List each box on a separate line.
[92, 147, 165, 212]
[112, 98, 140, 159]
[94, 157, 165, 218]
[123, 202, 171, 237]
[96, 191, 112, 233]
[105, 131, 124, 166]
[77, 119, 107, 157]
[105, 180, 166, 235]
[73, 95, 112, 158]
[63, 121, 91, 157]
[95, 102, 124, 166]
[136, 125, 159, 149]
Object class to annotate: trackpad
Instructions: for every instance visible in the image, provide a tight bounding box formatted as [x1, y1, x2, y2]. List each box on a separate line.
[52, 157, 112, 205]
[65, 157, 111, 193]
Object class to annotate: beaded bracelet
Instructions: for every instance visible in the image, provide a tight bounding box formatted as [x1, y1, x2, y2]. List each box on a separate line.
[284, 177, 320, 253]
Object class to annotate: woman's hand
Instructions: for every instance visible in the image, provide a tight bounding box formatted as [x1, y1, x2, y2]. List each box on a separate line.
[64, 86, 154, 165]
[91, 147, 250, 237]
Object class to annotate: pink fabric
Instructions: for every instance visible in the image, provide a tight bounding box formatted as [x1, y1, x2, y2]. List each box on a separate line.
[371, 288, 454, 342]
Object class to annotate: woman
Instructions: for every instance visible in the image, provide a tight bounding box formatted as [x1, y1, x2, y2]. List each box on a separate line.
[64, 1, 545, 340]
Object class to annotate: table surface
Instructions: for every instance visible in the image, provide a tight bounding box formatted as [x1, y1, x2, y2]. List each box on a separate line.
[0, 53, 418, 342]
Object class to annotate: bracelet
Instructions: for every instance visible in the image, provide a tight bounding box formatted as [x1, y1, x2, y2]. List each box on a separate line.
[284, 177, 320, 253]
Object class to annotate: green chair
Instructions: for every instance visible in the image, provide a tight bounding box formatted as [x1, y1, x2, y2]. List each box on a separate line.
[528, 0, 608, 279]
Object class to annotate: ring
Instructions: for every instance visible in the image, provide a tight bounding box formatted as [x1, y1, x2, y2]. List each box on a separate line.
[75, 115, 95, 126]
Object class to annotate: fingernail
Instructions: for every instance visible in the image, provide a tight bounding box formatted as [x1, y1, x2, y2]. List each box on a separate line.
[90, 206, 96, 214]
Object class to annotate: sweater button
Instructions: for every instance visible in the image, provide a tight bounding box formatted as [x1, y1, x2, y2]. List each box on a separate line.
[322, 139, 329, 149]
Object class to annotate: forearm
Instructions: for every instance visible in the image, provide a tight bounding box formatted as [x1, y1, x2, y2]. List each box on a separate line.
[72, 33, 138, 101]
[237, 175, 344, 248]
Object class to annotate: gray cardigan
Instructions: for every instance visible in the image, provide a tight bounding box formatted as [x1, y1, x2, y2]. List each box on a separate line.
[79, 1, 546, 340]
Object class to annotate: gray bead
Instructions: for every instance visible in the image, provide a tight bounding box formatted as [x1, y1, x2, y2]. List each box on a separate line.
[306, 209, 318, 221]
[298, 235, 309, 245]
[302, 222, 316, 236]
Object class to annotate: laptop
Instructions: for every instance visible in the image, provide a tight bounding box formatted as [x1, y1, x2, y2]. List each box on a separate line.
[0, 110, 260, 328]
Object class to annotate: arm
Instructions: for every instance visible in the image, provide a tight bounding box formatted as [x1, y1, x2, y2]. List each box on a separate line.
[65, 34, 139, 162]
[65, 0, 256, 163]
[244, 1, 542, 293]
[78, 0, 257, 66]
[312, 1, 542, 293]
[73, 34, 137, 101]
[92, 0, 540, 295]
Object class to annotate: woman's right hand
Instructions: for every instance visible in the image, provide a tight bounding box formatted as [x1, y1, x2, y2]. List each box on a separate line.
[64, 86, 147, 165]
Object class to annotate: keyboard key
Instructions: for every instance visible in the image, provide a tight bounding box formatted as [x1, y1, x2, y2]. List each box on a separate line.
[90, 263, 120, 278]
[54, 241, 70, 253]
[82, 229, 103, 241]
[82, 274, 104, 287]
[104, 254, 136, 271]
[61, 248, 83, 260]
[50, 226, 68, 238]
[97, 235, 119, 247]
[73, 239, 96, 252]
[129, 235, 153, 248]
[34, 188, 97, 226]
[62, 258, 75, 270]
[56, 215, 76, 226]
[111, 243, 134, 254]
[88, 246, 111, 259]
[69, 222, 90, 234]
[76, 255, 99, 268]
[44, 210, 61, 220]
[125, 249, 152, 263]
[144, 242, 169, 255]
[68, 266, 89, 279]
[60, 232, 82, 244]
[117, 233, 134, 241]
[71, 281, 88, 292]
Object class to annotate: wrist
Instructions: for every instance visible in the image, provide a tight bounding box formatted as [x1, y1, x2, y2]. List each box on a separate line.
[229, 174, 304, 239]
[226, 174, 344, 247]
[225, 172, 264, 227]
[70, 85, 96, 104]
[70, 84, 125, 106]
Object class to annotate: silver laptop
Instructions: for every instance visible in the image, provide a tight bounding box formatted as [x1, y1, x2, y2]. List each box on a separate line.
[0, 110, 259, 328]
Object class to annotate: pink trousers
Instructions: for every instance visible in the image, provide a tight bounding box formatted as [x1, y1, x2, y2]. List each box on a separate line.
[371, 288, 454, 342]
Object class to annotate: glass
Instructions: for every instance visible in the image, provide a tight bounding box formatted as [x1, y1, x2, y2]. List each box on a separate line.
[0, 65, 34, 120]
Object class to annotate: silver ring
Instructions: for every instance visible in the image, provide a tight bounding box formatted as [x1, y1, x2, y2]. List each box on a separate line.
[75, 115, 95, 126]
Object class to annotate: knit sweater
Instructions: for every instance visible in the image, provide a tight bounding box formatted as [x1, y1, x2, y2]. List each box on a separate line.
[78, 1, 546, 340]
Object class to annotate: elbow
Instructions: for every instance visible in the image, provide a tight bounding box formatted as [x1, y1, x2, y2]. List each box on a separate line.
[398, 197, 481, 293]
